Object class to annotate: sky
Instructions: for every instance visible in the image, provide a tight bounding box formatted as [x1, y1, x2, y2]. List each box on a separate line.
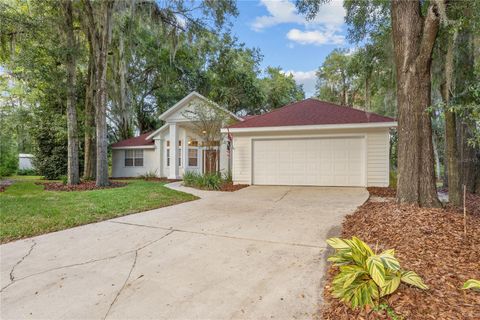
[230, 0, 350, 97]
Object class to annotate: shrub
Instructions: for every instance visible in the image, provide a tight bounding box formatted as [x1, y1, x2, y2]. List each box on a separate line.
[60, 175, 68, 185]
[17, 168, 38, 176]
[223, 170, 233, 183]
[0, 139, 18, 177]
[327, 236, 428, 309]
[139, 170, 158, 180]
[202, 173, 222, 190]
[183, 171, 222, 190]
[183, 171, 200, 187]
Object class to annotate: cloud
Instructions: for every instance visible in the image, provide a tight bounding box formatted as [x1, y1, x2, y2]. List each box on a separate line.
[252, 0, 345, 31]
[282, 70, 317, 97]
[286, 29, 344, 45]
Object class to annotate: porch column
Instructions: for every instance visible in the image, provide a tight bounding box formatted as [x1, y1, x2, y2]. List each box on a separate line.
[168, 123, 179, 179]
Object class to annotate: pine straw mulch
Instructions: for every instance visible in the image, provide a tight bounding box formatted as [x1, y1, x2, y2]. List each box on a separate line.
[321, 194, 480, 320]
[36, 180, 127, 191]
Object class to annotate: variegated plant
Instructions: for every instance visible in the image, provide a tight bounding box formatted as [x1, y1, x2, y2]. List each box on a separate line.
[327, 236, 428, 309]
[462, 279, 480, 291]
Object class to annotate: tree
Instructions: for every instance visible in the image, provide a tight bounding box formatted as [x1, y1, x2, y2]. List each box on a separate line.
[315, 49, 354, 106]
[182, 101, 232, 174]
[260, 67, 304, 111]
[61, 0, 80, 185]
[390, 0, 442, 207]
[83, 0, 114, 187]
[297, 0, 442, 207]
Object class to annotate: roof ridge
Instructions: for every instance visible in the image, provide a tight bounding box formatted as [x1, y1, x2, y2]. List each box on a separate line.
[239, 98, 312, 125]
[311, 98, 393, 119]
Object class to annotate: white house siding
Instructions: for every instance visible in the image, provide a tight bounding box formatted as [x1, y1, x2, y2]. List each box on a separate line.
[19, 154, 34, 170]
[366, 130, 390, 187]
[231, 128, 391, 187]
[232, 136, 252, 184]
[111, 148, 158, 178]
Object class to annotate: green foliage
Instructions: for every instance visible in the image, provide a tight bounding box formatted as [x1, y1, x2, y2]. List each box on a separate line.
[389, 170, 397, 189]
[60, 175, 68, 185]
[373, 303, 404, 320]
[183, 171, 224, 190]
[139, 170, 158, 180]
[0, 136, 18, 177]
[462, 279, 480, 291]
[17, 168, 38, 176]
[327, 236, 428, 310]
[31, 111, 68, 180]
[260, 67, 305, 111]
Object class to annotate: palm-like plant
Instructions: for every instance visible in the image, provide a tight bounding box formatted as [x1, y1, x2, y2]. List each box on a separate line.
[327, 237, 428, 309]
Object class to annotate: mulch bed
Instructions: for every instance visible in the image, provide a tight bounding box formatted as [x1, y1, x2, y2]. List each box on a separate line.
[321, 193, 480, 319]
[36, 180, 127, 192]
[0, 179, 13, 192]
[219, 183, 249, 192]
[367, 187, 397, 198]
[110, 177, 181, 183]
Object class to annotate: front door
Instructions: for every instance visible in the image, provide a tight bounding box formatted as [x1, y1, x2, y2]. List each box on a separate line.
[203, 149, 218, 174]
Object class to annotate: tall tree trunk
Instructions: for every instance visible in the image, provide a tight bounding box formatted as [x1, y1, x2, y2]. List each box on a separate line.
[83, 0, 114, 187]
[391, 0, 441, 207]
[84, 48, 96, 179]
[442, 31, 462, 206]
[364, 76, 370, 110]
[62, 0, 80, 185]
[118, 34, 131, 140]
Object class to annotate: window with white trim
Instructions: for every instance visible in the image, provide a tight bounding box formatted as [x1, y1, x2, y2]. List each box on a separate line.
[188, 140, 198, 167]
[125, 149, 143, 167]
[166, 140, 182, 167]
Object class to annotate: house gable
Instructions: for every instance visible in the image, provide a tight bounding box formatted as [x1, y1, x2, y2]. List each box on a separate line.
[147, 92, 242, 140]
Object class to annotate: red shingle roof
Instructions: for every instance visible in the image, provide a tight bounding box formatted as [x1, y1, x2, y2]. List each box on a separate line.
[228, 98, 395, 129]
[111, 131, 155, 148]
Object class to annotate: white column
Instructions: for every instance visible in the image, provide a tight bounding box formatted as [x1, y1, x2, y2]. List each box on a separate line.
[155, 139, 161, 177]
[168, 123, 179, 179]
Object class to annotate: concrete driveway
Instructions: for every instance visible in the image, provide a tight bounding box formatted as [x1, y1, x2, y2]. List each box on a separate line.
[1, 185, 368, 320]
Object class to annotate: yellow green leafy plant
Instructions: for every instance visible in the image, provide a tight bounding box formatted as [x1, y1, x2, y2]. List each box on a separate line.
[462, 279, 480, 291]
[327, 236, 428, 309]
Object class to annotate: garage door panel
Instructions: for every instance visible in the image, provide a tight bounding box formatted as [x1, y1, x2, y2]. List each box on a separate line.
[253, 137, 365, 187]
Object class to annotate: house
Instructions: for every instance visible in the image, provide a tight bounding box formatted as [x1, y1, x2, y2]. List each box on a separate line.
[111, 92, 397, 187]
[18, 153, 34, 170]
[111, 92, 242, 179]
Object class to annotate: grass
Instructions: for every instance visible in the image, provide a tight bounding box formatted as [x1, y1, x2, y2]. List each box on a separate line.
[0, 176, 197, 243]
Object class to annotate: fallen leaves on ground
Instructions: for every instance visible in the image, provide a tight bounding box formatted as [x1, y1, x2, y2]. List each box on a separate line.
[367, 187, 397, 197]
[321, 193, 480, 320]
[37, 180, 127, 191]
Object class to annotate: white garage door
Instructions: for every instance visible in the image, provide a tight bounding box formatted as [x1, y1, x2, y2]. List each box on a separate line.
[252, 137, 365, 187]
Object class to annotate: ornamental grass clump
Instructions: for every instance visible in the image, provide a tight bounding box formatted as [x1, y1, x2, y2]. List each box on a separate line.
[327, 236, 428, 310]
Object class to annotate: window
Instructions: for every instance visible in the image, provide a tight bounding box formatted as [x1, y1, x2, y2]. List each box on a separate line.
[125, 150, 143, 167]
[188, 149, 198, 167]
[188, 139, 198, 167]
[166, 140, 182, 167]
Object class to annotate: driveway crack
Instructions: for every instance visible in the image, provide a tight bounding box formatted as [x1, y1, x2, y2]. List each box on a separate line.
[0, 231, 174, 293]
[275, 188, 291, 202]
[103, 251, 138, 320]
[9, 239, 36, 282]
[102, 230, 174, 319]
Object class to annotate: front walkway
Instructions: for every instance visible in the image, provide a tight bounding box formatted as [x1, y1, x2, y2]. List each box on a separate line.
[1, 186, 368, 319]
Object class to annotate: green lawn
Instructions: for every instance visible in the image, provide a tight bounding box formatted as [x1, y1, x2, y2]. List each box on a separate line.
[0, 176, 197, 243]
